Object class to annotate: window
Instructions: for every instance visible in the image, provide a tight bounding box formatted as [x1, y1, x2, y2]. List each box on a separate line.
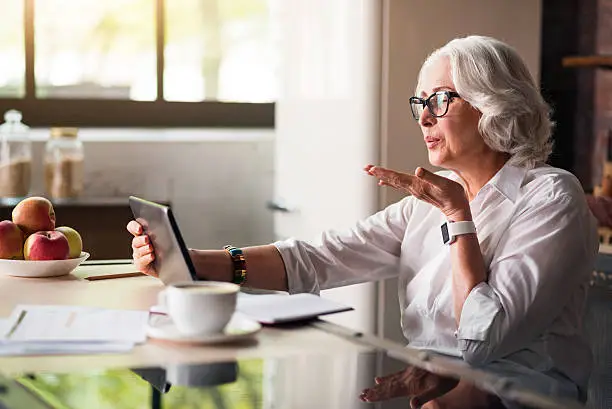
[0, 0, 277, 127]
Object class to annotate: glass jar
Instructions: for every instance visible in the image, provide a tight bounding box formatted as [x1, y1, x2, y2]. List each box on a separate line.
[44, 127, 84, 199]
[0, 110, 32, 198]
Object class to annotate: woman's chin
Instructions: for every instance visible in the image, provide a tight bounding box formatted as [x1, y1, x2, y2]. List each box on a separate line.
[427, 152, 446, 168]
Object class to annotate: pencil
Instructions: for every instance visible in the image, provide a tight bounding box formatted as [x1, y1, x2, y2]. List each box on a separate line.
[85, 272, 145, 281]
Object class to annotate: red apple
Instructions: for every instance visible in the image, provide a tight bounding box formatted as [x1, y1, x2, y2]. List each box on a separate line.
[0, 220, 25, 260]
[12, 197, 56, 235]
[23, 231, 69, 261]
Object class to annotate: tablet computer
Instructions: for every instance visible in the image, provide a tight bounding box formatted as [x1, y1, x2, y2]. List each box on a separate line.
[129, 196, 354, 324]
[129, 196, 198, 285]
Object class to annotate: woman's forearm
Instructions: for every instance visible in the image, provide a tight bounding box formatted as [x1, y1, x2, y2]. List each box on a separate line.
[189, 244, 289, 291]
[451, 232, 487, 326]
[448, 209, 487, 326]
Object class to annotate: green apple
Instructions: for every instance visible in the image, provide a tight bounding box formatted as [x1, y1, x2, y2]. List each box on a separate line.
[55, 226, 83, 258]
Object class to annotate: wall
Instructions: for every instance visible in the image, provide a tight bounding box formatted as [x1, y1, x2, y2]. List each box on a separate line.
[540, 0, 604, 189]
[378, 0, 543, 342]
[540, 0, 586, 175]
[273, 0, 382, 333]
[28, 129, 275, 252]
[593, 0, 612, 188]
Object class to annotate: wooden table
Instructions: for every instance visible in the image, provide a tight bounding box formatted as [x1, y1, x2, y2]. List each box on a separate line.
[0, 265, 372, 377]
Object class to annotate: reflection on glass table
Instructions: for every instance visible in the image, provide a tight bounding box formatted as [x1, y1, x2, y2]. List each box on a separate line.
[0, 348, 586, 409]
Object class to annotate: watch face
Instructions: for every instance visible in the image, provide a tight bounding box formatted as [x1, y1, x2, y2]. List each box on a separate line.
[441, 223, 450, 244]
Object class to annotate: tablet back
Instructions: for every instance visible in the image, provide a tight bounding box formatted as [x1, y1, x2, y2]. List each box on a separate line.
[129, 196, 198, 285]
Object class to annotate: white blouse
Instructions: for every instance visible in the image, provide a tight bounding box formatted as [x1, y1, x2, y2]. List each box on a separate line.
[274, 163, 598, 397]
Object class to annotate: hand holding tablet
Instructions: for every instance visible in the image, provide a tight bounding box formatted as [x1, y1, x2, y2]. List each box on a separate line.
[128, 196, 198, 285]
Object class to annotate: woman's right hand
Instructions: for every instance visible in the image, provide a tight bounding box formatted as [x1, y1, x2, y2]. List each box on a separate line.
[360, 366, 459, 408]
[127, 220, 158, 277]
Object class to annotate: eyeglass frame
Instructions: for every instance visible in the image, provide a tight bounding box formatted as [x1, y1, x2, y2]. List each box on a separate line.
[409, 91, 461, 121]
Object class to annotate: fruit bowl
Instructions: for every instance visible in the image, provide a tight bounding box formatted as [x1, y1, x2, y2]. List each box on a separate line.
[0, 252, 90, 278]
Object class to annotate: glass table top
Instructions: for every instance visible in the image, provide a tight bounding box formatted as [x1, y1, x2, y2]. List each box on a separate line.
[0, 345, 585, 409]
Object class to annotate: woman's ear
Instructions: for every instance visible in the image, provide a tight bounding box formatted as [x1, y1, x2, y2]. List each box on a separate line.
[470, 104, 482, 117]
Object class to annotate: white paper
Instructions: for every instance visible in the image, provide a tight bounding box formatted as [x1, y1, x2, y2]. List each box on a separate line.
[2, 305, 149, 344]
[236, 293, 353, 324]
[0, 318, 9, 338]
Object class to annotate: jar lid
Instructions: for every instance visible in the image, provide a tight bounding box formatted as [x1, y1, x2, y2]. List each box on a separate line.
[4, 110, 22, 123]
[50, 127, 79, 138]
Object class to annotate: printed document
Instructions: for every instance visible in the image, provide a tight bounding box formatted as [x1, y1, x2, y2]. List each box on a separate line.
[1, 305, 148, 344]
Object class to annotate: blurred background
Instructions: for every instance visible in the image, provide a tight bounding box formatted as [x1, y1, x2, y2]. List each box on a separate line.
[0, 0, 277, 102]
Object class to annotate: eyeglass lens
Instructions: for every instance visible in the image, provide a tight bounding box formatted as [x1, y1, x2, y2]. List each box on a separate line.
[410, 92, 450, 120]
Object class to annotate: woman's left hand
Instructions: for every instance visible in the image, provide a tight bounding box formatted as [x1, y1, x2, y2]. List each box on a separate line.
[586, 194, 612, 227]
[365, 165, 471, 221]
[359, 366, 459, 408]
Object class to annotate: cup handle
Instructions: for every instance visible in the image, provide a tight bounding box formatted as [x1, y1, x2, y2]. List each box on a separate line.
[150, 290, 168, 315]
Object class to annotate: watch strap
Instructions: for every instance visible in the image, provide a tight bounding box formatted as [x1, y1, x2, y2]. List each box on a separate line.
[441, 220, 476, 245]
[447, 221, 477, 236]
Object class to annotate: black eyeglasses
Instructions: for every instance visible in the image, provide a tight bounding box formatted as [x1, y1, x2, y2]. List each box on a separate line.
[409, 91, 461, 121]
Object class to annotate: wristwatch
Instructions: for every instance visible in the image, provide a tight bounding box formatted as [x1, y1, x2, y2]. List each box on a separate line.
[441, 220, 476, 245]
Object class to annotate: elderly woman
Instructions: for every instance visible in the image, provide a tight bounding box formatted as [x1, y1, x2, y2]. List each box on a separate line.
[128, 36, 597, 407]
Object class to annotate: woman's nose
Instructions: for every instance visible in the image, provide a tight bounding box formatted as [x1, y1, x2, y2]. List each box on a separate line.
[419, 106, 435, 127]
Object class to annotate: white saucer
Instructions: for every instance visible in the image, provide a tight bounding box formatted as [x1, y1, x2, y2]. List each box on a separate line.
[146, 312, 261, 345]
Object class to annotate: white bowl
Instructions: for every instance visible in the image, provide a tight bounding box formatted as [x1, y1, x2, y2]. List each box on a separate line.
[0, 252, 90, 278]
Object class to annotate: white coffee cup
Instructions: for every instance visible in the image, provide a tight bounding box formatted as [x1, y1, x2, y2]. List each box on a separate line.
[158, 281, 239, 336]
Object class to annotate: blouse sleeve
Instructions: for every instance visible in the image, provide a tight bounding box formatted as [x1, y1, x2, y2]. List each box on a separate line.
[273, 197, 413, 294]
[456, 193, 598, 365]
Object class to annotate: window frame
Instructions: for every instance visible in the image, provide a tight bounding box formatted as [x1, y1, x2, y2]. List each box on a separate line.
[0, 0, 274, 128]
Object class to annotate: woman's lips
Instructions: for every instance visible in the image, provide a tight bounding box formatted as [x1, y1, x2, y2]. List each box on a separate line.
[424, 137, 441, 149]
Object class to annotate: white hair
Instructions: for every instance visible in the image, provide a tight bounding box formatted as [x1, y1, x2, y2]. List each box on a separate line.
[418, 35, 554, 169]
